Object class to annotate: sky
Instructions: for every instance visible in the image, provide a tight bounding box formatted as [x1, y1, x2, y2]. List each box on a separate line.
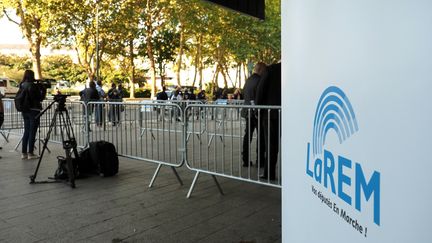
[0, 16, 27, 44]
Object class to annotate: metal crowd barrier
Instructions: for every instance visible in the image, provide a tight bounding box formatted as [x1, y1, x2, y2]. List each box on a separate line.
[184, 104, 281, 198]
[1, 98, 282, 198]
[1, 98, 88, 151]
[0, 99, 23, 141]
[36, 100, 88, 149]
[86, 101, 185, 187]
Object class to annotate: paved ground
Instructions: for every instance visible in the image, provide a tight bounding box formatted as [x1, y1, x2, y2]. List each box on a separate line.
[0, 135, 281, 243]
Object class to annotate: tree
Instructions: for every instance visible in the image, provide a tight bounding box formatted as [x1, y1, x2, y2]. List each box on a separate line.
[138, 0, 173, 98]
[96, 0, 144, 98]
[1, 0, 53, 79]
[41, 55, 87, 83]
[152, 29, 179, 87]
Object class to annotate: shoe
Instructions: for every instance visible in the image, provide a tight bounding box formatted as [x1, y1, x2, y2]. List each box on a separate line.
[27, 153, 39, 160]
[21, 153, 28, 160]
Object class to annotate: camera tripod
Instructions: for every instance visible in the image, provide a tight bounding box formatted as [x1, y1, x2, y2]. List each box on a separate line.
[29, 95, 79, 188]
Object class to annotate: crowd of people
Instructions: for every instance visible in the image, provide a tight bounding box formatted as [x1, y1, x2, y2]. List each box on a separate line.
[79, 81, 125, 128]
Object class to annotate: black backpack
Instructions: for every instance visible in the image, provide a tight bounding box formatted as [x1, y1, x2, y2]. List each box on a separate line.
[89, 141, 119, 177]
[15, 84, 31, 112]
[77, 147, 99, 175]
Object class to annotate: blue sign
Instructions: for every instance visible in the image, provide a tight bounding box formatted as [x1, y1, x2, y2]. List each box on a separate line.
[306, 86, 381, 226]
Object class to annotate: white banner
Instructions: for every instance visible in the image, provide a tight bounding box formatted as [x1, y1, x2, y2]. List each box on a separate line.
[282, 0, 432, 242]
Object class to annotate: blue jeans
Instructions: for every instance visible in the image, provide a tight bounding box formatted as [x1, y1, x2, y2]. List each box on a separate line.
[22, 110, 40, 154]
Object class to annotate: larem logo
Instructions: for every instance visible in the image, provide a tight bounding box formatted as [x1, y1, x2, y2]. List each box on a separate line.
[306, 86, 381, 226]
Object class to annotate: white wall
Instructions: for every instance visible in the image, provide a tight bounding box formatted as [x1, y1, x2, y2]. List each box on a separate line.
[282, 0, 432, 242]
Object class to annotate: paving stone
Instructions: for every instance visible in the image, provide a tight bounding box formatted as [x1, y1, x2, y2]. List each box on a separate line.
[0, 135, 280, 242]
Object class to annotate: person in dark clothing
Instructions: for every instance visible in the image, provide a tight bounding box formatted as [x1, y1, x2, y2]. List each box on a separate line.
[255, 62, 281, 180]
[156, 86, 168, 100]
[183, 89, 191, 100]
[197, 90, 206, 101]
[80, 81, 100, 103]
[107, 83, 121, 125]
[19, 70, 44, 160]
[117, 84, 125, 99]
[156, 86, 168, 120]
[188, 88, 196, 100]
[241, 62, 267, 167]
[116, 84, 125, 122]
[95, 80, 106, 126]
[79, 81, 100, 131]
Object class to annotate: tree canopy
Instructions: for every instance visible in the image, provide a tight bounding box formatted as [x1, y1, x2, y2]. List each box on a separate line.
[1, 0, 281, 97]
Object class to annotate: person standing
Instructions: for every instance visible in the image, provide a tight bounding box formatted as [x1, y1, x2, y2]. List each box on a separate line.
[79, 81, 100, 131]
[156, 86, 168, 121]
[117, 84, 125, 99]
[95, 80, 106, 126]
[156, 86, 168, 100]
[241, 62, 267, 167]
[197, 89, 206, 101]
[107, 83, 122, 126]
[255, 63, 281, 180]
[19, 70, 44, 160]
[117, 84, 125, 123]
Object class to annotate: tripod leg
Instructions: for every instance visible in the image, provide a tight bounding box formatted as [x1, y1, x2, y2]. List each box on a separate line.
[60, 109, 78, 188]
[65, 148, 76, 188]
[14, 136, 23, 151]
[30, 110, 58, 183]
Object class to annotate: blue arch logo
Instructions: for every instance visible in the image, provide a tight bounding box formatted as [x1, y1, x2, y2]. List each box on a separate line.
[313, 86, 359, 156]
[306, 86, 381, 226]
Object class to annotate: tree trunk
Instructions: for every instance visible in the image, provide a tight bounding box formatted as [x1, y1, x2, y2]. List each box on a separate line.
[243, 62, 248, 80]
[238, 63, 242, 88]
[198, 35, 203, 90]
[129, 39, 135, 98]
[220, 64, 228, 89]
[176, 26, 184, 86]
[146, 31, 157, 99]
[192, 61, 197, 88]
[31, 41, 42, 79]
[15, 4, 43, 79]
[236, 64, 240, 88]
[192, 35, 201, 88]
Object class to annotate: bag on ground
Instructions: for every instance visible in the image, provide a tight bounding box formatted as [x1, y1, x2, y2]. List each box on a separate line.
[54, 156, 79, 180]
[89, 141, 119, 177]
[77, 147, 99, 175]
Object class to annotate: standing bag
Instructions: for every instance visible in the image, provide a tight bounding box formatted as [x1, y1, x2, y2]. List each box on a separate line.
[89, 141, 119, 177]
[77, 147, 99, 175]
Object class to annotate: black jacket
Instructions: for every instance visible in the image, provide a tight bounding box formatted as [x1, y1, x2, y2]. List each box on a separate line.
[255, 63, 281, 119]
[243, 73, 261, 105]
[80, 87, 100, 102]
[255, 63, 281, 107]
[20, 81, 43, 110]
[241, 73, 261, 118]
[156, 91, 168, 100]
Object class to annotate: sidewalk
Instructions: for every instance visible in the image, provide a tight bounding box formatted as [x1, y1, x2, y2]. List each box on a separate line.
[0, 135, 280, 242]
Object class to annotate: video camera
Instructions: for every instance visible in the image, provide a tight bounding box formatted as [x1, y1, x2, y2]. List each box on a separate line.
[36, 79, 53, 90]
[53, 94, 71, 103]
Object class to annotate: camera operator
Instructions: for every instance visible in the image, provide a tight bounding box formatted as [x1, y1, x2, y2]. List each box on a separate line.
[19, 70, 46, 160]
